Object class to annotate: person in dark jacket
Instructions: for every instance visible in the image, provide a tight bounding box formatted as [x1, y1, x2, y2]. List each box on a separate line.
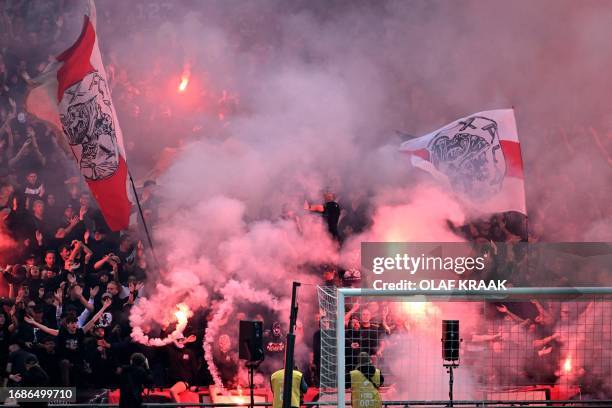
[17, 354, 50, 408]
[118, 352, 153, 408]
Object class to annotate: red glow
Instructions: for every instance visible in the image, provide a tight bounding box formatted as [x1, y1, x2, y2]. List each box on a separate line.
[563, 356, 572, 373]
[178, 75, 189, 92]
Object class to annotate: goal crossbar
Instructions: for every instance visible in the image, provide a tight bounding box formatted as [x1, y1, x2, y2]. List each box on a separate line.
[333, 286, 612, 407]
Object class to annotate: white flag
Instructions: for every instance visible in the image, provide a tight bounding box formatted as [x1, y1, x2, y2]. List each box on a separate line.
[400, 109, 526, 215]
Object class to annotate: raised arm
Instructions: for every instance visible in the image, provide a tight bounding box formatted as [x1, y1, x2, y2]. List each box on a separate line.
[94, 254, 111, 270]
[496, 304, 527, 323]
[531, 299, 553, 326]
[24, 315, 59, 336]
[532, 333, 560, 349]
[82, 298, 112, 333]
[77, 299, 94, 328]
[55, 216, 80, 239]
[73, 285, 94, 312]
[69, 240, 83, 262]
[381, 306, 391, 334]
[305, 201, 324, 213]
[81, 242, 93, 264]
[344, 302, 360, 327]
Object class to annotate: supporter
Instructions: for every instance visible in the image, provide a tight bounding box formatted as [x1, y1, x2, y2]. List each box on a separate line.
[33, 335, 60, 386]
[140, 180, 160, 225]
[44, 193, 60, 225]
[356, 309, 386, 358]
[0, 310, 10, 371]
[83, 324, 115, 387]
[9, 124, 46, 174]
[77, 192, 94, 230]
[118, 352, 152, 408]
[40, 250, 59, 275]
[166, 333, 199, 386]
[0, 182, 15, 216]
[23, 171, 43, 207]
[3, 264, 27, 294]
[23, 297, 112, 385]
[16, 354, 49, 386]
[3, 340, 35, 386]
[62, 280, 94, 317]
[24, 263, 41, 298]
[338, 192, 370, 238]
[54, 205, 84, 244]
[345, 317, 361, 373]
[29, 199, 53, 242]
[305, 192, 341, 240]
[0, 0, 607, 398]
[116, 235, 136, 283]
[322, 264, 340, 287]
[88, 227, 115, 264]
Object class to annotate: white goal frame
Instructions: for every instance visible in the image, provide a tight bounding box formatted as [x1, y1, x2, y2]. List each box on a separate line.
[333, 286, 612, 407]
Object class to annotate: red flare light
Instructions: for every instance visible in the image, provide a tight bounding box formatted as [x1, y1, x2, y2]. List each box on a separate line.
[563, 356, 572, 373]
[178, 75, 189, 92]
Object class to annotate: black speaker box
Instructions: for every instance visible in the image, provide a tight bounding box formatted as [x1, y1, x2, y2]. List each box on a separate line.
[442, 320, 460, 361]
[239, 320, 265, 362]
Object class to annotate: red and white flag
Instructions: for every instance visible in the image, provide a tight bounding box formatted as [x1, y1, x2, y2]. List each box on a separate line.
[25, 1, 131, 231]
[400, 109, 526, 215]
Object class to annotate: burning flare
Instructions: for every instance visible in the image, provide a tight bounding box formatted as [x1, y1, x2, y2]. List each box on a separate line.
[402, 301, 428, 317]
[178, 75, 189, 92]
[563, 356, 572, 373]
[400, 296, 439, 324]
[178, 62, 191, 93]
[131, 303, 193, 347]
[174, 304, 190, 324]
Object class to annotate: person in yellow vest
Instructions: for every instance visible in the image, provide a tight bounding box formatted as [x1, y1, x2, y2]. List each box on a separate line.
[350, 352, 384, 408]
[270, 365, 308, 408]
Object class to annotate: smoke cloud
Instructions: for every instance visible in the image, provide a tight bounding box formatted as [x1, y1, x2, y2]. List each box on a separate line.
[49, 0, 612, 395]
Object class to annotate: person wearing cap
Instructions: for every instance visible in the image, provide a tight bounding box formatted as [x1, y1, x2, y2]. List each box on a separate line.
[118, 352, 153, 408]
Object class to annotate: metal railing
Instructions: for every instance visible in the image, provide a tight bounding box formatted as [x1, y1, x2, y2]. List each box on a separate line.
[45, 400, 612, 407]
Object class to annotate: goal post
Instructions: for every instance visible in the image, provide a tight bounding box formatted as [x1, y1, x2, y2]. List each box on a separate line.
[317, 286, 612, 406]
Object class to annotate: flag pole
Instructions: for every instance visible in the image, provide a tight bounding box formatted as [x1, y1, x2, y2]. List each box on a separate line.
[128, 172, 161, 269]
[511, 105, 530, 241]
[511, 105, 534, 304]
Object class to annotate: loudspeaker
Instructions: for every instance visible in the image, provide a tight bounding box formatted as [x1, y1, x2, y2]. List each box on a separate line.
[239, 320, 264, 362]
[442, 320, 460, 361]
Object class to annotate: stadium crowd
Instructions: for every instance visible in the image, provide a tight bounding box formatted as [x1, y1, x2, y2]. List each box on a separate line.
[0, 0, 608, 401]
[0, 0, 197, 391]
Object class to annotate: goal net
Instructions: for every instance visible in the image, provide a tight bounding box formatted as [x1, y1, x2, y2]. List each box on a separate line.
[317, 286, 612, 405]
